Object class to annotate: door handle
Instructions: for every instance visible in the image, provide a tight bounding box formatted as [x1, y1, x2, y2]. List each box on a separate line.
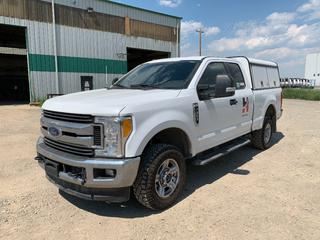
[230, 99, 238, 105]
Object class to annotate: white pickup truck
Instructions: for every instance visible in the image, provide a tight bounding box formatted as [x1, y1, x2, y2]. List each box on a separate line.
[36, 56, 282, 210]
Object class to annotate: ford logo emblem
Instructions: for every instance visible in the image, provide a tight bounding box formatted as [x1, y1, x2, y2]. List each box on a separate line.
[48, 126, 61, 137]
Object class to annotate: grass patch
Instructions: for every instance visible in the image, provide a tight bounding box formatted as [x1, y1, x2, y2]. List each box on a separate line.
[282, 88, 320, 101]
[38, 98, 46, 107]
[30, 98, 47, 107]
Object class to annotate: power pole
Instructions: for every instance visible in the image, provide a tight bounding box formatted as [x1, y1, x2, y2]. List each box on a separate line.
[196, 28, 204, 56]
[51, 0, 59, 94]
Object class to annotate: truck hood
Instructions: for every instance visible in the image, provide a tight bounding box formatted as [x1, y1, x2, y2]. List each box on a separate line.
[42, 89, 181, 116]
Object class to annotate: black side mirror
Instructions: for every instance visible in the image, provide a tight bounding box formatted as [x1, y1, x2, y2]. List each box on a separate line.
[197, 84, 215, 101]
[112, 77, 119, 85]
[215, 75, 235, 98]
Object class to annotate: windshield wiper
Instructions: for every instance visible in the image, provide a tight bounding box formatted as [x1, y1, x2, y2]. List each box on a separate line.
[109, 83, 128, 89]
[130, 84, 160, 89]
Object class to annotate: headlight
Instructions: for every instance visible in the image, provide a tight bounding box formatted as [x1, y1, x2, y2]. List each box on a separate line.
[95, 116, 133, 158]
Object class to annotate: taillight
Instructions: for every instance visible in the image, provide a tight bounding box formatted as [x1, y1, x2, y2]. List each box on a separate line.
[280, 90, 283, 110]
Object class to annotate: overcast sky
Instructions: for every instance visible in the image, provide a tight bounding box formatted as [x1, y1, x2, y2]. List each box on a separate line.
[113, 0, 320, 77]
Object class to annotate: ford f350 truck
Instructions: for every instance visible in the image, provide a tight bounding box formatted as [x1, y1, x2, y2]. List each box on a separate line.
[36, 56, 282, 210]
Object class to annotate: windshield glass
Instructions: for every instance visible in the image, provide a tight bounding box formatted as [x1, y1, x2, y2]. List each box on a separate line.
[113, 60, 200, 89]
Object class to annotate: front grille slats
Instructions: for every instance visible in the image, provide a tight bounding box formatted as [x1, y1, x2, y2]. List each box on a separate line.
[93, 125, 103, 146]
[44, 137, 94, 157]
[43, 110, 93, 123]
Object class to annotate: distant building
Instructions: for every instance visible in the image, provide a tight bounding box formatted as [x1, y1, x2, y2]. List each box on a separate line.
[305, 53, 320, 86]
[0, 0, 181, 103]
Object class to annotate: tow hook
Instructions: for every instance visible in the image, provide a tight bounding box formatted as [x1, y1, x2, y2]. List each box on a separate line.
[34, 156, 45, 164]
[34, 156, 43, 161]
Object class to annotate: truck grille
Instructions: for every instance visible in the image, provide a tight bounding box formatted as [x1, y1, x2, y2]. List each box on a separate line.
[43, 110, 94, 123]
[44, 137, 94, 157]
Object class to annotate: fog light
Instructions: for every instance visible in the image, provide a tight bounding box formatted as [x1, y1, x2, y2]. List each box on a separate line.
[93, 168, 116, 179]
[105, 169, 116, 177]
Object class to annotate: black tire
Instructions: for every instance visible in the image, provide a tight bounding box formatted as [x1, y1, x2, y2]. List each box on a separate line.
[133, 144, 186, 210]
[251, 115, 274, 150]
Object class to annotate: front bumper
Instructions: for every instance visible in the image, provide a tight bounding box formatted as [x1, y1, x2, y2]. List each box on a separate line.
[36, 137, 140, 202]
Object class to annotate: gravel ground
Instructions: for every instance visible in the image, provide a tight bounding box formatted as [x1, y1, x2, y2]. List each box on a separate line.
[0, 99, 319, 240]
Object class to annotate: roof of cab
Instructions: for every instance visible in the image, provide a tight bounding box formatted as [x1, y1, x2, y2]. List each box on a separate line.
[148, 56, 206, 63]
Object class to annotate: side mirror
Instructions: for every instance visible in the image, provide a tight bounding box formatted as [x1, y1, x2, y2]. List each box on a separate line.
[215, 75, 235, 98]
[197, 84, 215, 101]
[112, 77, 119, 85]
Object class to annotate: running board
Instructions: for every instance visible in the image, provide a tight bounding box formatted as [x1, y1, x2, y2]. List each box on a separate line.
[192, 138, 251, 166]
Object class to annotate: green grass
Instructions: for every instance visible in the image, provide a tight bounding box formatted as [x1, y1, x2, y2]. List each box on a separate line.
[39, 98, 46, 107]
[282, 88, 320, 101]
[30, 98, 46, 107]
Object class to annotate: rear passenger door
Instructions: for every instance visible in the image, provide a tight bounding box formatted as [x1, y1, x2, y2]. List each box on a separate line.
[196, 61, 253, 152]
[225, 62, 254, 136]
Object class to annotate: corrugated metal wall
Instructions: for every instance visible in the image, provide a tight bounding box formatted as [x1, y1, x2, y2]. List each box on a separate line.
[0, 0, 180, 41]
[0, 0, 181, 102]
[41, 0, 180, 27]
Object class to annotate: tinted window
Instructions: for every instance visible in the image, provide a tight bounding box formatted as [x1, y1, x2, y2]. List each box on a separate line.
[198, 62, 228, 88]
[225, 63, 245, 89]
[114, 60, 200, 89]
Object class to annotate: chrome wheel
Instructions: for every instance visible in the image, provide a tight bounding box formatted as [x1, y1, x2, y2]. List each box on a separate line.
[264, 122, 272, 144]
[155, 158, 180, 199]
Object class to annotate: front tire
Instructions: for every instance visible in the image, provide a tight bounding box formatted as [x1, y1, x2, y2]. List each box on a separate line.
[133, 144, 186, 210]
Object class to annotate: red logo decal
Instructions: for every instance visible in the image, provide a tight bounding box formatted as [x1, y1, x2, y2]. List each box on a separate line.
[242, 97, 249, 113]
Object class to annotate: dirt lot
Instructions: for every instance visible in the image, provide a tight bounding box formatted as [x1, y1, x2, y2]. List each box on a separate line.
[0, 99, 319, 240]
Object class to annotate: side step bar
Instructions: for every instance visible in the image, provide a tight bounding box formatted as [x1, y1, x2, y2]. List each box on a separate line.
[192, 138, 251, 166]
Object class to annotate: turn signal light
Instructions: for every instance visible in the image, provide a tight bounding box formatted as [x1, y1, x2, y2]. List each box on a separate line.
[122, 117, 132, 138]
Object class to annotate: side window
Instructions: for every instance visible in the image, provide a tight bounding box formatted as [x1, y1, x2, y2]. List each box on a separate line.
[251, 65, 270, 89]
[266, 67, 280, 87]
[198, 62, 228, 88]
[225, 63, 245, 89]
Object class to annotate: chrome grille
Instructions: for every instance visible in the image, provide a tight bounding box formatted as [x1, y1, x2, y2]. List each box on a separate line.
[43, 110, 93, 123]
[44, 137, 94, 157]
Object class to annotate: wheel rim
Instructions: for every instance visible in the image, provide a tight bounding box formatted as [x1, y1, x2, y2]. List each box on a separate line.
[155, 158, 180, 199]
[264, 122, 272, 144]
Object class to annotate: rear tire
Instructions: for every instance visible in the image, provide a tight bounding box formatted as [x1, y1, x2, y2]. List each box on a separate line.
[251, 115, 274, 150]
[133, 144, 186, 210]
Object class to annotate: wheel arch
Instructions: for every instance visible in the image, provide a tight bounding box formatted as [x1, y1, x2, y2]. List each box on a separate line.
[265, 104, 277, 132]
[252, 93, 278, 131]
[141, 127, 192, 158]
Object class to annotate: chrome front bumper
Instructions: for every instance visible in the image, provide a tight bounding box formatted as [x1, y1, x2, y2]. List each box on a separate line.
[36, 137, 140, 200]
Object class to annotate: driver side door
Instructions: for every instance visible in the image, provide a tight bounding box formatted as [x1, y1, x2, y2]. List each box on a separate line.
[196, 61, 244, 152]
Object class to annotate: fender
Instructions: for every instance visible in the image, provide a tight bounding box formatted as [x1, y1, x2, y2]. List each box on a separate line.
[124, 109, 195, 158]
[252, 89, 278, 131]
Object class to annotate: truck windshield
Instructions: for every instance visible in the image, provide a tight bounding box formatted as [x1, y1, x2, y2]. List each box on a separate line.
[112, 60, 201, 90]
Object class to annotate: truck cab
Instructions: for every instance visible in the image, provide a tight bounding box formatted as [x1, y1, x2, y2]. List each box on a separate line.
[36, 56, 282, 210]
